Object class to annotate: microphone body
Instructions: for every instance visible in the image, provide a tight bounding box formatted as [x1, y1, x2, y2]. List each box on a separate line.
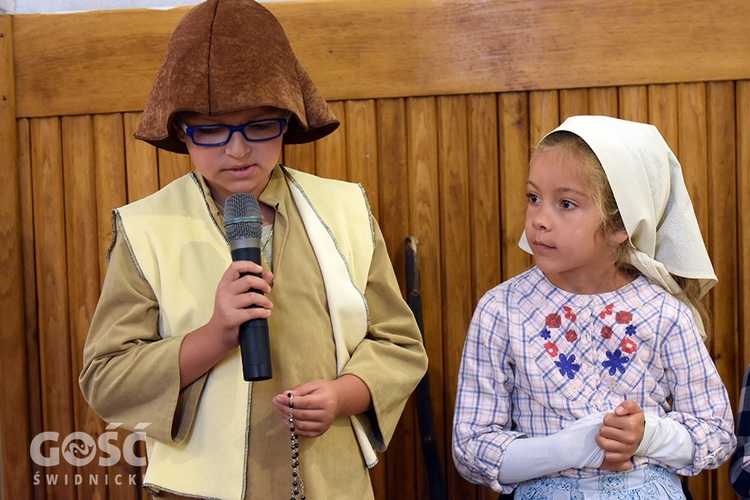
[224, 194, 273, 381]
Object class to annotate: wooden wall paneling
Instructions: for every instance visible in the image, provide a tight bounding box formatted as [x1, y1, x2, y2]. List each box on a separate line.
[92, 113, 128, 285]
[314, 101, 347, 182]
[0, 14, 33, 500]
[375, 98, 409, 283]
[13, 8, 184, 118]
[559, 88, 589, 121]
[6, 4, 750, 500]
[15, 2, 750, 118]
[344, 100, 379, 215]
[61, 116, 107, 499]
[647, 84, 679, 151]
[374, 97, 420, 499]
[588, 87, 618, 118]
[157, 149, 192, 189]
[738, 81, 750, 368]
[123, 113, 159, 204]
[282, 142, 316, 175]
[30, 117, 75, 498]
[676, 84, 709, 235]
[499, 92, 532, 281]
[467, 93, 501, 299]
[528, 90, 559, 148]
[405, 96, 446, 492]
[706, 80, 740, 500]
[436, 94, 478, 499]
[618, 85, 649, 122]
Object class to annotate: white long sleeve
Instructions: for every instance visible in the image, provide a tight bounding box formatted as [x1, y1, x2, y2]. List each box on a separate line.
[497, 411, 695, 485]
[497, 412, 606, 484]
[636, 413, 694, 468]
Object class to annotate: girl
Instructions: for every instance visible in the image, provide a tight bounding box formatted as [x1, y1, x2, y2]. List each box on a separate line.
[79, 1, 428, 498]
[452, 115, 736, 498]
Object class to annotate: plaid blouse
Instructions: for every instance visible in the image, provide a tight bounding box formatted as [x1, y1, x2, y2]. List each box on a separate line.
[730, 365, 750, 498]
[452, 267, 736, 493]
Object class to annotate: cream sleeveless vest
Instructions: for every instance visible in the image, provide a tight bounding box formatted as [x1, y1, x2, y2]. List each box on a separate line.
[115, 168, 374, 498]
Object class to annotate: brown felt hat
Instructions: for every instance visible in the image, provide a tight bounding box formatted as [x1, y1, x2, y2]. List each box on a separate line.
[134, 0, 339, 154]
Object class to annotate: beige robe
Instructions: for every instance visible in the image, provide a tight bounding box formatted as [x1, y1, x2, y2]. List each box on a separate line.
[79, 166, 428, 499]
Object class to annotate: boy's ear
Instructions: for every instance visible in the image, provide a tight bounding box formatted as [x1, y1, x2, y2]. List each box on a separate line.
[173, 121, 188, 143]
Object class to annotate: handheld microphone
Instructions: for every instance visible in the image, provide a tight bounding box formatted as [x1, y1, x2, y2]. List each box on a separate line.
[223, 193, 273, 381]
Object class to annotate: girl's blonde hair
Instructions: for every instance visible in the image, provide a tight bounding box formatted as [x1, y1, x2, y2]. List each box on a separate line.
[533, 131, 711, 333]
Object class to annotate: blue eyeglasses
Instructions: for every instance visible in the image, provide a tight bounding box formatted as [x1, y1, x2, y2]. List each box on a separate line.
[181, 118, 288, 146]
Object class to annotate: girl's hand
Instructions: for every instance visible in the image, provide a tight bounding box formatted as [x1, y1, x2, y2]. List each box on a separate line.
[595, 400, 645, 469]
[599, 457, 633, 471]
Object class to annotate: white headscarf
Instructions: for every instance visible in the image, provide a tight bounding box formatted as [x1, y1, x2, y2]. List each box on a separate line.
[519, 115, 717, 338]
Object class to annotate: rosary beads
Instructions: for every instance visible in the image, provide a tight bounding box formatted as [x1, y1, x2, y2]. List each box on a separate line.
[288, 392, 306, 500]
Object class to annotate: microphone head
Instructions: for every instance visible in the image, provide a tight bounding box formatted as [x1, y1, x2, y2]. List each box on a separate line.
[224, 193, 263, 241]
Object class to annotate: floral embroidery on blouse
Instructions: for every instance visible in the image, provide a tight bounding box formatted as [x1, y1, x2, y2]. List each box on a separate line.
[539, 304, 639, 379]
[555, 353, 581, 379]
[546, 313, 562, 328]
[563, 305, 577, 322]
[603, 348, 629, 375]
[544, 341, 559, 357]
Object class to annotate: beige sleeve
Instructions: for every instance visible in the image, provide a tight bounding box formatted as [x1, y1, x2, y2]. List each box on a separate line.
[78, 228, 206, 443]
[339, 219, 429, 449]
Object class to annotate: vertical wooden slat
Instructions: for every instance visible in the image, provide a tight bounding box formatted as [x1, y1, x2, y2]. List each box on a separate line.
[467, 93, 501, 299]
[559, 88, 588, 121]
[93, 113, 142, 500]
[675, 81, 711, 499]
[618, 85, 648, 122]
[376, 97, 420, 500]
[528, 90, 558, 148]
[62, 115, 107, 499]
[738, 81, 750, 369]
[30, 117, 75, 499]
[157, 149, 192, 188]
[676, 83, 709, 238]
[437, 94, 478, 500]
[18, 118, 46, 500]
[588, 87, 618, 117]
[314, 101, 347, 181]
[0, 14, 34, 500]
[344, 99, 379, 214]
[502, 91, 533, 280]
[375, 99, 409, 282]
[406, 96, 445, 499]
[92, 114, 128, 284]
[706, 80, 739, 500]
[92, 114, 140, 499]
[468, 92, 504, 500]
[647, 84, 679, 151]
[282, 142, 316, 174]
[123, 112, 159, 203]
